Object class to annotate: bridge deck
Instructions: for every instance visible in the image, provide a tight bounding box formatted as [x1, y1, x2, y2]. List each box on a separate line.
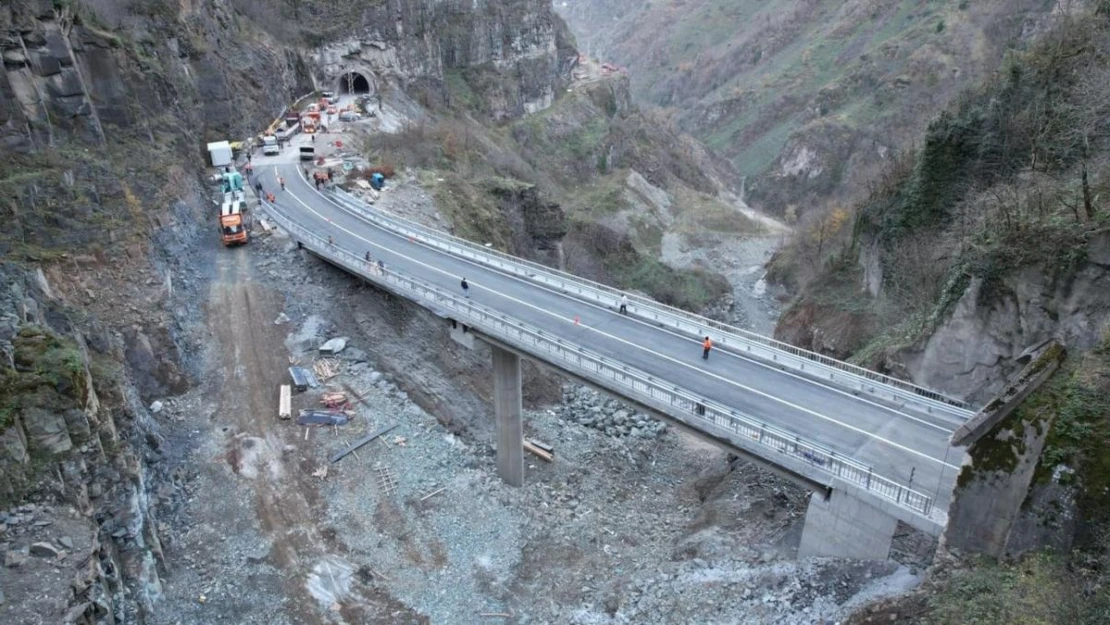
[260, 164, 963, 514]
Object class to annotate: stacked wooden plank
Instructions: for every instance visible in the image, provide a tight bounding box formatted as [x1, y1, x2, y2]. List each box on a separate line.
[278, 384, 292, 419]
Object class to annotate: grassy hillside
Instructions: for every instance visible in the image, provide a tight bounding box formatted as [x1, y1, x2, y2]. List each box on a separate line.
[764, 5, 1110, 618]
[772, 0, 1110, 360]
[365, 76, 749, 311]
[558, 0, 1059, 219]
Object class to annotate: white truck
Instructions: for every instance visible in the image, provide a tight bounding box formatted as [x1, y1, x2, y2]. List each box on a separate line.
[262, 135, 279, 156]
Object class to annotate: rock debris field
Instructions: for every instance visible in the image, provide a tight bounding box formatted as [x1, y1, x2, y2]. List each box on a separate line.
[125, 177, 926, 624]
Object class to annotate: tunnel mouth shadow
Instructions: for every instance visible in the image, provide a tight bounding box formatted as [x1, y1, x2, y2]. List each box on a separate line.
[338, 71, 371, 94]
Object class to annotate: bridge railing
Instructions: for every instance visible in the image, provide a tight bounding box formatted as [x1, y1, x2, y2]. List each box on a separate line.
[263, 201, 936, 518]
[327, 187, 973, 420]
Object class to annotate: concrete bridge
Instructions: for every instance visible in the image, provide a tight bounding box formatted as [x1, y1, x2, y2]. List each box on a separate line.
[252, 152, 974, 560]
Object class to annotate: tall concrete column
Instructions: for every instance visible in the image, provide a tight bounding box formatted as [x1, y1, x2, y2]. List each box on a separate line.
[492, 345, 523, 487]
[798, 490, 897, 560]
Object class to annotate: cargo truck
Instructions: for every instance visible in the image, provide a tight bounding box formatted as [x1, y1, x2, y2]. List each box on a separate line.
[262, 134, 279, 155]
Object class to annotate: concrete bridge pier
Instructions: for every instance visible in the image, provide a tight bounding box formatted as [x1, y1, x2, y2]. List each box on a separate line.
[492, 345, 524, 487]
[798, 490, 898, 560]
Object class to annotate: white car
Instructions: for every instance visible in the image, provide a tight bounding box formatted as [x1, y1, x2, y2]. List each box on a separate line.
[339, 111, 362, 122]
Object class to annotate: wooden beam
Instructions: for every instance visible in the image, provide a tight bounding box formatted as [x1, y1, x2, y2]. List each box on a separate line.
[279, 385, 291, 419]
[524, 441, 553, 463]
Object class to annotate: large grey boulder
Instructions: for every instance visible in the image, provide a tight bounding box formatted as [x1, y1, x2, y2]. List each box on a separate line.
[318, 337, 348, 355]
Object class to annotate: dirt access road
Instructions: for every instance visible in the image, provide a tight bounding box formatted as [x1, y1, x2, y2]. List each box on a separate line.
[152, 244, 419, 624]
[208, 250, 326, 622]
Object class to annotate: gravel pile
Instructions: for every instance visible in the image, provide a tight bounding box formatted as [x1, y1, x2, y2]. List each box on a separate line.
[557, 385, 667, 439]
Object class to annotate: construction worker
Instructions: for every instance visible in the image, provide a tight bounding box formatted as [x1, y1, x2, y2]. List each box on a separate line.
[619, 294, 628, 315]
[461, 277, 469, 298]
[245, 162, 253, 175]
[702, 336, 713, 361]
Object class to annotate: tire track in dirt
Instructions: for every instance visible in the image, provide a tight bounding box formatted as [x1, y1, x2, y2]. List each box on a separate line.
[209, 250, 332, 624]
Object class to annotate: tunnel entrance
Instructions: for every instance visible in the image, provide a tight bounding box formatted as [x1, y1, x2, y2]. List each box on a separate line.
[338, 72, 371, 95]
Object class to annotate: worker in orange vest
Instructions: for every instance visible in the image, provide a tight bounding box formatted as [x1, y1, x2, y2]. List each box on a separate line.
[702, 336, 713, 361]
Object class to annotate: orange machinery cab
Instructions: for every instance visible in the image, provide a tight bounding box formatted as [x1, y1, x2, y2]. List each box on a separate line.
[219, 192, 249, 246]
[302, 116, 318, 133]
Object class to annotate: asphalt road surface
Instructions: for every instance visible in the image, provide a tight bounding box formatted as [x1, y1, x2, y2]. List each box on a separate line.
[248, 139, 963, 513]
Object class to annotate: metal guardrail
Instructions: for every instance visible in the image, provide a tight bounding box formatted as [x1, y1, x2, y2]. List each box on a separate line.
[262, 201, 936, 518]
[327, 188, 974, 420]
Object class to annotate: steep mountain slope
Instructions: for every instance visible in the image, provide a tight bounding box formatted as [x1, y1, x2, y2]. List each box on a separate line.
[0, 0, 579, 620]
[558, 0, 1060, 220]
[767, 3, 1110, 620]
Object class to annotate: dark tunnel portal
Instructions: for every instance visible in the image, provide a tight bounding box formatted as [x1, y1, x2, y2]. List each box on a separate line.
[339, 72, 371, 95]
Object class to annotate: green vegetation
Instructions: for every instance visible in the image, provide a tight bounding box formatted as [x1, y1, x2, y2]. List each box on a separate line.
[565, 0, 1064, 223]
[593, 232, 730, 312]
[431, 173, 514, 250]
[1031, 344, 1110, 527]
[0, 326, 87, 429]
[371, 76, 741, 313]
[919, 553, 1110, 625]
[777, 4, 1110, 360]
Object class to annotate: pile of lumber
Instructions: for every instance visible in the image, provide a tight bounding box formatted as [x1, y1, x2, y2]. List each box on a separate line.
[313, 358, 341, 380]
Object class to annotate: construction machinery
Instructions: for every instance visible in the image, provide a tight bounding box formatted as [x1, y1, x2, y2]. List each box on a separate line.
[218, 172, 250, 246]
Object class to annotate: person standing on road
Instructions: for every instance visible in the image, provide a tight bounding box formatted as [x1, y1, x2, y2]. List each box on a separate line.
[254, 181, 264, 197]
[279, 176, 286, 191]
[619, 294, 628, 315]
[702, 336, 713, 361]
[461, 277, 470, 298]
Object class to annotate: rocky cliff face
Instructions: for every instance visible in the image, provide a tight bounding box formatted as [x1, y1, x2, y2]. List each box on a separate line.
[1, 0, 312, 150]
[902, 236, 1110, 403]
[310, 0, 576, 119]
[0, 0, 578, 621]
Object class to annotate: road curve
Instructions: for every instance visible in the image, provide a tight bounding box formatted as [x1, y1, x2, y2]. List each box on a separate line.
[255, 162, 963, 513]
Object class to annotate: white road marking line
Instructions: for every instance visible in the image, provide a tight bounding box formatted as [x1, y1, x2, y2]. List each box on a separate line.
[272, 166, 958, 471]
[314, 183, 962, 434]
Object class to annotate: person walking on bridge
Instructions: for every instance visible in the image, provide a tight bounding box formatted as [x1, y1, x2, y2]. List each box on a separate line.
[702, 336, 713, 361]
[461, 277, 470, 298]
[619, 294, 628, 315]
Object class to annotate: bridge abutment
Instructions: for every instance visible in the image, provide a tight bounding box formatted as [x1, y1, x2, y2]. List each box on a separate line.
[492, 345, 524, 487]
[798, 490, 897, 560]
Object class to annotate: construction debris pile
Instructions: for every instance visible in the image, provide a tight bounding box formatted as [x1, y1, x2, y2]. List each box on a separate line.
[557, 384, 668, 439]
